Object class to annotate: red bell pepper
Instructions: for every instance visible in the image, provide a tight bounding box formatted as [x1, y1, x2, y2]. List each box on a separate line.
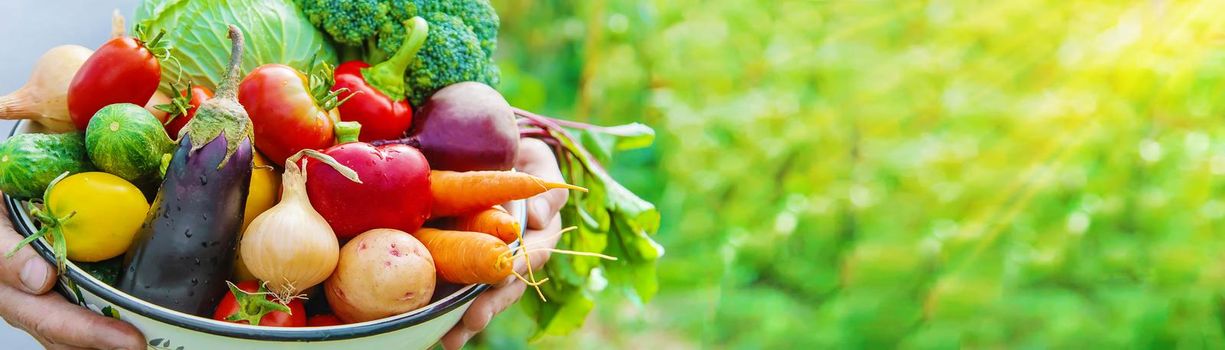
[331, 17, 429, 142]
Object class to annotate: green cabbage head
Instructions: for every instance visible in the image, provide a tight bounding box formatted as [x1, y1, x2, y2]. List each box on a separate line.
[134, 0, 337, 93]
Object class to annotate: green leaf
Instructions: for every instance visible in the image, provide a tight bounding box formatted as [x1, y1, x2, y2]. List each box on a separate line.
[603, 218, 662, 304]
[518, 115, 662, 338]
[601, 123, 656, 151]
[522, 263, 596, 340]
[577, 123, 655, 165]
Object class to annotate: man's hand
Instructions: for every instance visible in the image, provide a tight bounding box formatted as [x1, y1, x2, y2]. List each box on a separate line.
[440, 138, 569, 349]
[0, 200, 145, 350]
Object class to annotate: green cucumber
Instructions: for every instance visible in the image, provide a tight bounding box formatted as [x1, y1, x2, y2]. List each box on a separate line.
[85, 103, 176, 189]
[0, 132, 94, 198]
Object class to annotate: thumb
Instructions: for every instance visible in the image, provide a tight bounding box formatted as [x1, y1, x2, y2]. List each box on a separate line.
[0, 285, 145, 350]
[0, 206, 55, 294]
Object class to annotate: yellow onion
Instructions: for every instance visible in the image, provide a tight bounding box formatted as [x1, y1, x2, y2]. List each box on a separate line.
[240, 150, 359, 299]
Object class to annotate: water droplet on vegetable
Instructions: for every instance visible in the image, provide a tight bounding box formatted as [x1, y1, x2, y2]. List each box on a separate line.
[184, 229, 192, 238]
[193, 258, 200, 266]
[200, 175, 208, 185]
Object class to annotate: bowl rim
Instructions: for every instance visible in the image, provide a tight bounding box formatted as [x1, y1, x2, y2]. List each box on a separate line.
[2, 121, 503, 341]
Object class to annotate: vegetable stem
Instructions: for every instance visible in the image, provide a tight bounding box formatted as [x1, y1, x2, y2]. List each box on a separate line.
[513, 109, 608, 174]
[286, 149, 362, 184]
[334, 121, 362, 144]
[224, 281, 292, 326]
[216, 25, 245, 100]
[363, 17, 429, 101]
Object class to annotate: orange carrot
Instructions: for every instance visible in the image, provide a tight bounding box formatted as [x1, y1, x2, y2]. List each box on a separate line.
[412, 228, 513, 284]
[414, 227, 618, 297]
[450, 206, 520, 244]
[429, 170, 586, 217]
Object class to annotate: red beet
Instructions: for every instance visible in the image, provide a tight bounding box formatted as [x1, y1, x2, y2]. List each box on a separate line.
[305, 141, 431, 239]
[374, 82, 517, 171]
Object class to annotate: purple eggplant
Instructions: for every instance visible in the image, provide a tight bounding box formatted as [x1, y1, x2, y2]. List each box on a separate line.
[117, 25, 256, 316]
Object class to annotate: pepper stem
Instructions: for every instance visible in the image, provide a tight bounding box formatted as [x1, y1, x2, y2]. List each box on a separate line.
[334, 121, 362, 144]
[362, 17, 429, 102]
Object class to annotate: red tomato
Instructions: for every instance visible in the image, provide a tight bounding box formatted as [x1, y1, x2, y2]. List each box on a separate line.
[332, 61, 414, 142]
[213, 281, 306, 327]
[163, 85, 214, 138]
[305, 142, 432, 239]
[239, 64, 336, 164]
[68, 36, 163, 130]
[307, 314, 344, 327]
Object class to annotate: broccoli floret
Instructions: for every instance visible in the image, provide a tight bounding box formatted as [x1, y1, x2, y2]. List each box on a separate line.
[418, 0, 500, 57]
[297, 0, 501, 105]
[379, 12, 498, 106]
[300, 0, 499, 58]
[297, 0, 390, 46]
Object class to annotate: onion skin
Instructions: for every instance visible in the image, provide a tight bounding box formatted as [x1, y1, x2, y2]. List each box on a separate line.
[0, 45, 93, 132]
[240, 157, 338, 299]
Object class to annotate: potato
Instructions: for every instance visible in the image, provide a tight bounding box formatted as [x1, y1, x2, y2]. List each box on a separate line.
[325, 228, 436, 323]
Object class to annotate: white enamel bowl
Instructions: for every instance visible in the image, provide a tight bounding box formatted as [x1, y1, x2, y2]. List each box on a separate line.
[3, 120, 523, 350]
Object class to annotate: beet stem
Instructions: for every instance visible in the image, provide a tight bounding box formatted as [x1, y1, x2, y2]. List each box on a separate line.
[511, 107, 608, 174]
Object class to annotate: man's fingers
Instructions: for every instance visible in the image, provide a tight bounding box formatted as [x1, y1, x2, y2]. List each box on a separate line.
[439, 325, 474, 350]
[0, 285, 145, 350]
[440, 280, 528, 350]
[441, 141, 568, 350]
[0, 225, 56, 295]
[515, 138, 569, 230]
[39, 339, 92, 350]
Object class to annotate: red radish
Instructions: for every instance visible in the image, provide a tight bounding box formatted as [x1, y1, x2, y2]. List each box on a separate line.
[305, 126, 431, 239]
[374, 82, 517, 172]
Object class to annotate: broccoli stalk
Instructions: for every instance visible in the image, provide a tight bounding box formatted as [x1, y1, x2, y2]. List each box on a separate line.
[363, 17, 429, 101]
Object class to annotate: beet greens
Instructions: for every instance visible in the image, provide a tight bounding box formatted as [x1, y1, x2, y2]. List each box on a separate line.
[515, 108, 662, 336]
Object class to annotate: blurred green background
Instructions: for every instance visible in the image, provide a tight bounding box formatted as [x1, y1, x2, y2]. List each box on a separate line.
[480, 0, 1225, 348]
